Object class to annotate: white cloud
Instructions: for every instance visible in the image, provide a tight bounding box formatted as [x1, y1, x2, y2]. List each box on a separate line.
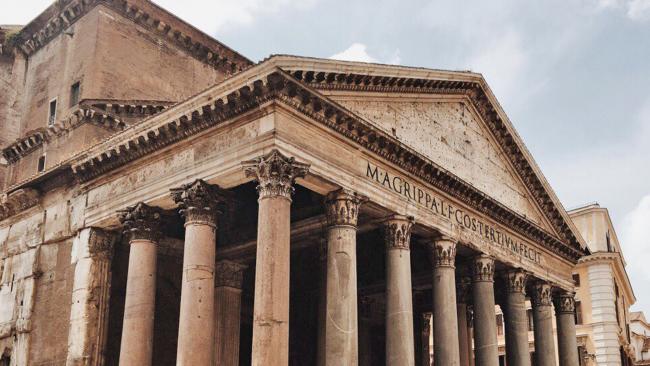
[627, 0, 650, 20]
[0, 1, 51, 24]
[620, 194, 650, 310]
[329, 43, 401, 65]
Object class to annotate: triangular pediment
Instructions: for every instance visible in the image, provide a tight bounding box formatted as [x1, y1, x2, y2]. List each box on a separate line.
[329, 94, 552, 231]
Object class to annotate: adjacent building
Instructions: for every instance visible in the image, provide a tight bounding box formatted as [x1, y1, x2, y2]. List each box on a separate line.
[0, 1, 592, 365]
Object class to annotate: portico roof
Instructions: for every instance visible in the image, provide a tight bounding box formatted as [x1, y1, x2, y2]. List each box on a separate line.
[3, 55, 588, 262]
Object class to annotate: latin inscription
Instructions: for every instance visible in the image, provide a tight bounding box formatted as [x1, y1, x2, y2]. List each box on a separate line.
[366, 161, 542, 264]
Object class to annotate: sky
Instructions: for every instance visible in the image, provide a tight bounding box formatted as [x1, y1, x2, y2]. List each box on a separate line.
[2, 1, 649, 310]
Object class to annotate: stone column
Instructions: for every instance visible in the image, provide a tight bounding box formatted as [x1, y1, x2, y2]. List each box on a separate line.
[503, 269, 531, 366]
[66, 228, 115, 366]
[324, 189, 362, 366]
[214, 260, 247, 366]
[471, 254, 499, 366]
[316, 238, 327, 366]
[385, 216, 415, 366]
[171, 179, 228, 366]
[117, 203, 163, 366]
[431, 237, 460, 366]
[359, 297, 374, 366]
[422, 314, 432, 366]
[531, 282, 557, 366]
[243, 149, 309, 366]
[467, 307, 475, 366]
[554, 291, 580, 366]
[456, 277, 472, 366]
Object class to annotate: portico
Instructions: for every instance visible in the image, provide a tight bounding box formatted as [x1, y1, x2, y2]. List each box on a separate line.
[66, 56, 588, 366]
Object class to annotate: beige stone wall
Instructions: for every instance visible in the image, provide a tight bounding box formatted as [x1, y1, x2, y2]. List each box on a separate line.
[332, 95, 547, 228]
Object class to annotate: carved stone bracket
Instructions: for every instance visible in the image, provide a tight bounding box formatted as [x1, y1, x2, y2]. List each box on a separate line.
[504, 269, 528, 294]
[553, 291, 576, 314]
[88, 228, 116, 260]
[431, 236, 457, 268]
[472, 254, 495, 282]
[117, 202, 163, 242]
[384, 215, 414, 250]
[0, 188, 40, 221]
[325, 189, 361, 227]
[170, 179, 229, 228]
[530, 282, 553, 307]
[242, 149, 310, 200]
[215, 261, 247, 289]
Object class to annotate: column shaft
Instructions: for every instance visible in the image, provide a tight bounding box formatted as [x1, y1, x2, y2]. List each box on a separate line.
[119, 239, 157, 366]
[324, 190, 361, 366]
[385, 216, 415, 366]
[472, 255, 499, 366]
[457, 303, 470, 366]
[554, 292, 580, 366]
[214, 261, 246, 366]
[431, 238, 460, 366]
[243, 149, 309, 366]
[117, 203, 162, 366]
[532, 282, 557, 366]
[171, 179, 228, 365]
[503, 270, 531, 366]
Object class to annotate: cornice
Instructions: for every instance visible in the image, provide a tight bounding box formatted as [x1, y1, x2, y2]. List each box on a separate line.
[64, 65, 584, 262]
[13, 0, 252, 74]
[1, 106, 126, 164]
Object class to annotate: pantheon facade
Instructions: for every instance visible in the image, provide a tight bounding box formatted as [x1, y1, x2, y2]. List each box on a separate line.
[0, 0, 588, 365]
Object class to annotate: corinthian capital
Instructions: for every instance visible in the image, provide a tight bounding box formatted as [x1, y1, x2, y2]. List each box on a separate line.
[456, 275, 472, 304]
[242, 149, 310, 200]
[215, 261, 247, 289]
[553, 291, 576, 314]
[170, 179, 229, 227]
[384, 215, 414, 250]
[530, 282, 553, 307]
[431, 236, 457, 268]
[88, 228, 116, 260]
[325, 189, 362, 227]
[117, 202, 164, 242]
[504, 269, 528, 294]
[472, 254, 494, 282]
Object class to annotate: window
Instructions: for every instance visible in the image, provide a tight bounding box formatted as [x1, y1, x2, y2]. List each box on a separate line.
[496, 314, 504, 336]
[575, 301, 583, 325]
[37, 155, 46, 172]
[70, 81, 80, 106]
[48, 98, 57, 126]
[578, 346, 587, 366]
[606, 231, 612, 252]
[573, 273, 580, 287]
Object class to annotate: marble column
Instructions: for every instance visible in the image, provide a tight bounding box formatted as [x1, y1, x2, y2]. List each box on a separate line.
[431, 237, 460, 366]
[359, 297, 374, 366]
[66, 228, 115, 366]
[243, 149, 309, 366]
[117, 203, 163, 366]
[456, 277, 472, 366]
[385, 216, 415, 366]
[471, 254, 499, 366]
[324, 189, 362, 366]
[503, 269, 531, 366]
[531, 282, 557, 366]
[171, 179, 228, 365]
[554, 291, 580, 366]
[421, 314, 431, 366]
[214, 260, 247, 366]
[467, 307, 475, 366]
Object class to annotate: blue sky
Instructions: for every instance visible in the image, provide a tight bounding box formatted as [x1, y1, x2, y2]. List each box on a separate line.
[3, 0, 650, 311]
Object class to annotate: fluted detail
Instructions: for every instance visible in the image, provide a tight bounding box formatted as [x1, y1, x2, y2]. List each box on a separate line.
[170, 179, 229, 227]
[325, 189, 361, 227]
[243, 149, 310, 200]
[385, 215, 414, 250]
